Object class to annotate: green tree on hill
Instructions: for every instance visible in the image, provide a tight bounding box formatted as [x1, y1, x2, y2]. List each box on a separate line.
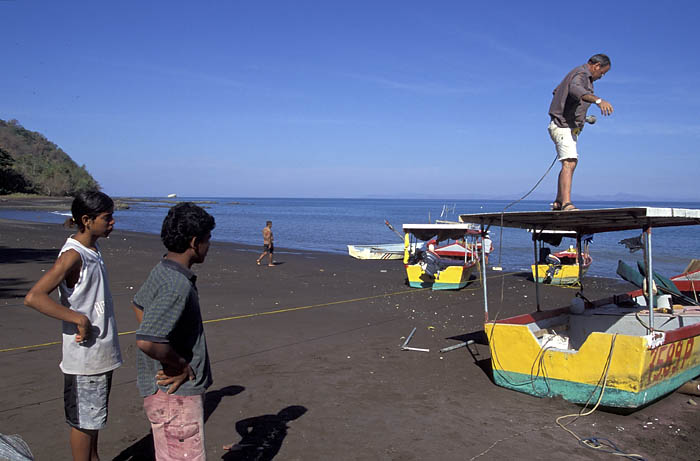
[0, 119, 100, 196]
[0, 146, 32, 194]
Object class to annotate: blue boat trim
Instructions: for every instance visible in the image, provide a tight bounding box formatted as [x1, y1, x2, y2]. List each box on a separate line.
[493, 366, 700, 408]
[408, 281, 432, 288]
[431, 282, 467, 290]
[408, 280, 469, 290]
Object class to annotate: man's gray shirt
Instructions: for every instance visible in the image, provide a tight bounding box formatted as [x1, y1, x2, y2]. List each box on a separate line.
[134, 259, 212, 397]
[549, 64, 594, 129]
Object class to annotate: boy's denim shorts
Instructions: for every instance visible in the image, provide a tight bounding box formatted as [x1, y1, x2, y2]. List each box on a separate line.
[64, 371, 113, 430]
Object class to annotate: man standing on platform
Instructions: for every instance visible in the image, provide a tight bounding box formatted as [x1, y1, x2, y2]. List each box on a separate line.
[256, 220, 275, 267]
[548, 53, 614, 211]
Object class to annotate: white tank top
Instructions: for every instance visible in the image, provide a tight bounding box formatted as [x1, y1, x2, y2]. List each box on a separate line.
[58, 237, 122, 375]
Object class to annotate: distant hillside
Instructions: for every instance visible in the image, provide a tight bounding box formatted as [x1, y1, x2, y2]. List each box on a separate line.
[0, 119, 99, 196]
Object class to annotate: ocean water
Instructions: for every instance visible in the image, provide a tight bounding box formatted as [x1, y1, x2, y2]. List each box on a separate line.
[2, 197, 700, 280]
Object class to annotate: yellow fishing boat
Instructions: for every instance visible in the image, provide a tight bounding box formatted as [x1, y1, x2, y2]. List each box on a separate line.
[402, 223, 481, 290]
[531, 231, 593, 285]
[459, 207, 700, 408]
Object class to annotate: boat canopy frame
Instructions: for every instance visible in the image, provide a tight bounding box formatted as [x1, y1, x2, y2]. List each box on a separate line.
[457, 207, 700, 332]
[402, 223, 481, 242]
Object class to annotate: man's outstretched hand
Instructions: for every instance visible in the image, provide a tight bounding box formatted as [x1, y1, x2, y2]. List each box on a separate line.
[598, 100, 614, 116]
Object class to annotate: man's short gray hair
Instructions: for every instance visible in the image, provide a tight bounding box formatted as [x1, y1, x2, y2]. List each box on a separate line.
[588, 54, 611, 67]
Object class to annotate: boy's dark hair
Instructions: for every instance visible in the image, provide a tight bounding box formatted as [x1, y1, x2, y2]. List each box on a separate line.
[266, 220, 272, 226]
[70, 191, 114, 231]
[161, 202, 216, 253]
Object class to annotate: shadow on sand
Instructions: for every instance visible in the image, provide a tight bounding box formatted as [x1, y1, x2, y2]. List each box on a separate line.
[0, 246, 58, 264]
[0, 277, 32, 299]
[113, 385, 244, 461]
[1, 247, 61, 299]
[221, 405, 307, 461]
[445, 330, 493, 382]
[509, 270, 534, 282]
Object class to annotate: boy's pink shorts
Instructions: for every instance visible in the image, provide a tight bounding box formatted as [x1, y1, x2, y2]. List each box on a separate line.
[143, 389, 206, 460]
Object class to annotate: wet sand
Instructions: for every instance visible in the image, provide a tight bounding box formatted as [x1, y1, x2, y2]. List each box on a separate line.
[1, 217, 698, 460]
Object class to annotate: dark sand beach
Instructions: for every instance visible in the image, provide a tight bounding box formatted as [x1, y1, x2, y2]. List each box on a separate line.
[1, 216, 699, 460]
[0, 195, 74, 211]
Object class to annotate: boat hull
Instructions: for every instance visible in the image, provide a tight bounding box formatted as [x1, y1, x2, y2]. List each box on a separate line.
[531, 262, 590, 285]
[405, 262, 476, 290]
[486, 307, 700, 408]
[671, 269, 700, 299]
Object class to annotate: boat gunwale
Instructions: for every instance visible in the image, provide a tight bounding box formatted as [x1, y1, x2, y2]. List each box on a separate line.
[489, 306, 700, 346]
[663, 322, 700, 344]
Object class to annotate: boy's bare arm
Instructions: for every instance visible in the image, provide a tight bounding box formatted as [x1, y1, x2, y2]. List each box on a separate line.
[136, 339, 195, 393]
[24, 249, 92, 342]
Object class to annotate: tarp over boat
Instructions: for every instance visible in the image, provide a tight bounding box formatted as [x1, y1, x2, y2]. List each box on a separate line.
[402, 223, 480, 242]
[528, 229, 578, 246]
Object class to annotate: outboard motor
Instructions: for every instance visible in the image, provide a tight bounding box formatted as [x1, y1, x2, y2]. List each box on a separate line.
[420, 251, 441, 278]
[543, 254, 562, 284]
[545, 254, 561, 266]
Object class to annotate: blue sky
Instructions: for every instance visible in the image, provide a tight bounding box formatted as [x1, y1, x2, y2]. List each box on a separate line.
[2, 1, 699, 200]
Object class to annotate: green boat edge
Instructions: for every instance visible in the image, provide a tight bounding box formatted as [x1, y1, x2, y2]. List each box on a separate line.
[408, 281, 468, 290]
[492, 366, 700, 408]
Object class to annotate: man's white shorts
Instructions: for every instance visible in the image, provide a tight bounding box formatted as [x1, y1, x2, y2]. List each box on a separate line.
[548, 121, 578, 161]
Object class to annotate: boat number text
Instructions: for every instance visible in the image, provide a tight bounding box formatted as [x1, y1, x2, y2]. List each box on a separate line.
[648, 338, 695, 382]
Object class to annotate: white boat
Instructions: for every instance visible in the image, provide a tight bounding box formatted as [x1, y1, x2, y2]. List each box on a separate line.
[347, 243, 407, 260]
[167, 193, 177, 198]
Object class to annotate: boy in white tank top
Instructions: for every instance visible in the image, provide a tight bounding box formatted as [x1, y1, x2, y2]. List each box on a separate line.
[25, 191, 122, 461]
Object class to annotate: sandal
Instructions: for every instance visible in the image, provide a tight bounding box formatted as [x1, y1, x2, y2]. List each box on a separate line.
[561, 202, 579, 211]
[550, 201, 562, 211]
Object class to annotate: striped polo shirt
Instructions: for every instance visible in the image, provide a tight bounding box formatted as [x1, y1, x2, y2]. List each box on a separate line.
[133, 259, 212, 397]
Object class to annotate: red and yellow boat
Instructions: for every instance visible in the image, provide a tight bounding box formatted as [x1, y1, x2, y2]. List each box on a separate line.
[402, 223, 481, 290]
[459, 207, 700, 408]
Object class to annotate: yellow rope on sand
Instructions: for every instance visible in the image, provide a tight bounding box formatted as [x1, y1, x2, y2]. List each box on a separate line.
[1, 271, 513, 354]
